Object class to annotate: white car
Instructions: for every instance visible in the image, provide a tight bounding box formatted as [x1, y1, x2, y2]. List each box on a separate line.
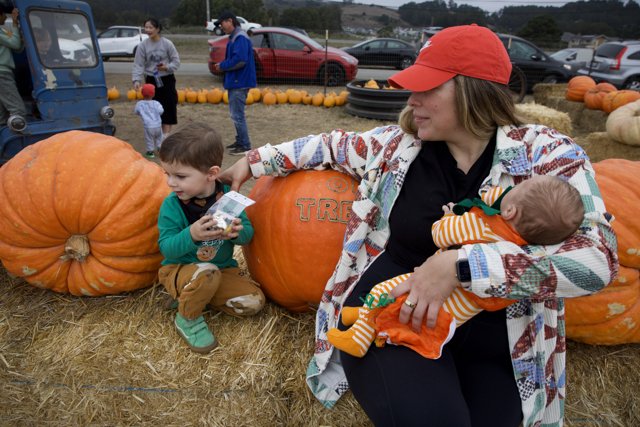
[58, 38, 95, 63]
[92, 26, 148, 60]
[206, 16, 261, 35]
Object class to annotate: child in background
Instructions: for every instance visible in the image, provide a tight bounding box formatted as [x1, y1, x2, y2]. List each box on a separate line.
[157, 123, 265, 353]
[328, 174, 585, 358]
[134, 83, 163, 158]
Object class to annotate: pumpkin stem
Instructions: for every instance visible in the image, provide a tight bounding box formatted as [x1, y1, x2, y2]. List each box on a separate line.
[63, 235, 90, 261]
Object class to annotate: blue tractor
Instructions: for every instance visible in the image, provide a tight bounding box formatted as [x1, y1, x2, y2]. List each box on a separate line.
[1, 0, 115, 164]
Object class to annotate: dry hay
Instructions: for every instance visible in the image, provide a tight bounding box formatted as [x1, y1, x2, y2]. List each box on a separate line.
[532, 83, 568, 104]
[575, 132, 640, 163]
[516, 103, 573, 136]
[2, 249, 639, 426]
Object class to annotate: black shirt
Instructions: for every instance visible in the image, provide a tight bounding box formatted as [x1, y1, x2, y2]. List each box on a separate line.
[178, 181, 224, 224]
[385, 136, 496, 270]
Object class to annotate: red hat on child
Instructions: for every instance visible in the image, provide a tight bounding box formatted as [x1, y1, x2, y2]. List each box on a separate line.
[141, 83, 156, 98]
[388, 24, 512, 92]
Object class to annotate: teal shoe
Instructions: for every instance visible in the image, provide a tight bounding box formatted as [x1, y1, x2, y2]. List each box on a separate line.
[174, 313, 218, 353]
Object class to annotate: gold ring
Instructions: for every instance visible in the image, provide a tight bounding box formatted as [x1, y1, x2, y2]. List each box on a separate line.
[404, 299, 417, 309]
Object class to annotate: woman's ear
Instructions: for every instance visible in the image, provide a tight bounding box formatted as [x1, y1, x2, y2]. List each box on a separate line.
[207, 165, 221, 181]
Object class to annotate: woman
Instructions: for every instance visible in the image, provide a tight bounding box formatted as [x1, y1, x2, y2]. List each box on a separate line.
[132, 18, 180, 135]
[219, 25, 617, 426]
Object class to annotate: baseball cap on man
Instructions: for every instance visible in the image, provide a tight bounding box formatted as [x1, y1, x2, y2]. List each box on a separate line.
[141, 83, 155, 98]
[388, 24, 511, 92]
[214, 11, 236, 26]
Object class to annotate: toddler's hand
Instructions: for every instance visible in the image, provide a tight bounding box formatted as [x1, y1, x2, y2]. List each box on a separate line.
[442, 202, 455, 214]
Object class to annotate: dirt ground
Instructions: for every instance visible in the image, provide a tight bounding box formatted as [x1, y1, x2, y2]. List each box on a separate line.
[106, 72, 395, 195]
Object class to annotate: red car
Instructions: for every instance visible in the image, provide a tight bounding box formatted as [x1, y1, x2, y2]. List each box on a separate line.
[208, 27, 358, 86]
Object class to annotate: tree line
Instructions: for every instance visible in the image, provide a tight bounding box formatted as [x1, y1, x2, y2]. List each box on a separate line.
[85, 0, 639, 44]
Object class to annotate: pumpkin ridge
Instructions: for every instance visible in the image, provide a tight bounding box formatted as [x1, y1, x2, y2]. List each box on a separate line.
[91, 160, 168, 237]
[55, 137, 144, 234]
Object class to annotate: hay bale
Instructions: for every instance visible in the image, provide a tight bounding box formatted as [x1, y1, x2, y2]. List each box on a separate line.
[516, 103, 573, 136]
[574, 132, 640, 163]
[532, 83, 567, 104]
[576, 108, 608, 133]
[554, 98, 588, 127]
[1, 250, 639, 426]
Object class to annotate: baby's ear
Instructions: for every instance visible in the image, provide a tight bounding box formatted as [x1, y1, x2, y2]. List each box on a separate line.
[501, 204, 518, 221]
[207, 165, 221, 180]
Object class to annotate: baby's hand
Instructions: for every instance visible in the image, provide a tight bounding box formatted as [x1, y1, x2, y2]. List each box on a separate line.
[442, 202, 455, 214]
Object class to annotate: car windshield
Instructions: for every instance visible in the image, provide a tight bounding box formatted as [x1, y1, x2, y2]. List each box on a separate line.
[28, 9, 97, 68]
[550, 49, 575, 60]
[295, 32, 322, 50]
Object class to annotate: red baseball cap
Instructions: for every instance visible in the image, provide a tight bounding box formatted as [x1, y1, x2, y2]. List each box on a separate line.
[141, 83, 156, 98]
[388, 24, 511, 92]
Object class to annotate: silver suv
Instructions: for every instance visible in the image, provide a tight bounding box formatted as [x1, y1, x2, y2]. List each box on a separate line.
[578, 41, 640, 90]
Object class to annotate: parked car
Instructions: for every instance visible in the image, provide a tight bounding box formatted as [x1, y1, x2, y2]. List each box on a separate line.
[577, 41, 640, 90]
[206, 16, 261, 35]
[342, 38, 417, 70]
[550, 47, 594, 75]
[208, 27, 358, 86]
[90, 25, 148, 60]
[499, 34, 572, 91]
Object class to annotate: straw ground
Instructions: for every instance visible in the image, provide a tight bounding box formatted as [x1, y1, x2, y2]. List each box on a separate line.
[1, 75, 639, 425]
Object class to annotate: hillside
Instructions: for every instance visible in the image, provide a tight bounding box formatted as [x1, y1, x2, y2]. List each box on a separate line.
[341, 4, 411, 31]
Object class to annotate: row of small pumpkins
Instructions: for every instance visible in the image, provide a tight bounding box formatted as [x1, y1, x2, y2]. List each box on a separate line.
[107, 86, 348, 108]
[0, 132, 639, 345]
[565, 76, 640, 112]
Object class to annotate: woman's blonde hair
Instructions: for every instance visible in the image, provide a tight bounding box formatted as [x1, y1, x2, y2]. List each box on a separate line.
[398, 75, 524, 140]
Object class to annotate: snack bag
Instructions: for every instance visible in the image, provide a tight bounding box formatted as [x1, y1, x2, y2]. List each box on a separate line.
[206, 191, 255, 234]
[196, 191, 255, 262]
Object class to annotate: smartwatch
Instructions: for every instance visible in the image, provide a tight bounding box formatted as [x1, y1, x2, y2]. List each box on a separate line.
[455, 258, 471, 285]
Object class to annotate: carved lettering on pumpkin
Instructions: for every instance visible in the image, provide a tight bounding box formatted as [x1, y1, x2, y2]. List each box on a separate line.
[295, 198, 353, 224]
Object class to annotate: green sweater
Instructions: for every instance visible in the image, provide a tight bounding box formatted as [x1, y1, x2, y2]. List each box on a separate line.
[157, 191, 253, 267]
[0, 24, 22, 74]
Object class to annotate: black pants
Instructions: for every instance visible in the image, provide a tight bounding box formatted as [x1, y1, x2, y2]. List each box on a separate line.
[339, 252, 523, 427]
[145, 74, 177, 125]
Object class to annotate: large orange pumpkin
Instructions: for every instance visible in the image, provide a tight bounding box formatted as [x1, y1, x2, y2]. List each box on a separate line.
[583, 82, 616, 110]
[565, 265, 640, 344]
[243, 170, 358, 312]
[0, 131, 170, 296]
[565, 76, 596, 102]
[593, 159, 640, 268]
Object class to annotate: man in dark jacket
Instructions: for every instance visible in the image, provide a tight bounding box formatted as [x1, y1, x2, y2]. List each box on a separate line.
[212, 11, 256, 156]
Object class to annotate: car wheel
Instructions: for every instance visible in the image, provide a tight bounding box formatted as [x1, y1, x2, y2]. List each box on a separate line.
[398, 56, 414, 70]
[623, 76, 640, 91]
[214, 27, 224, 36]
[321, 64, 345, 87]
[542, 75, 559, 84]
[132, 46, 137, 58]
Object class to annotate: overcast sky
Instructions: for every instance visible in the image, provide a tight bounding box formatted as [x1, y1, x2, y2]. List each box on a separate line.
[359, 0, 575, 13]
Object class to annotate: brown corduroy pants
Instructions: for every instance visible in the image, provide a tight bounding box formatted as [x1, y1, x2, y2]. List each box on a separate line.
[158, 263, 265, 320]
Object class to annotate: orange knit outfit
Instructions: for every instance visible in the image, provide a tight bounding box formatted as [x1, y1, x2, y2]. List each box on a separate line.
[328, 186, 526, 358]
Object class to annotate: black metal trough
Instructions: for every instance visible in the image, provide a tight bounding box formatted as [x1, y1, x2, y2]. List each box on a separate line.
[345, 80, 411, 121]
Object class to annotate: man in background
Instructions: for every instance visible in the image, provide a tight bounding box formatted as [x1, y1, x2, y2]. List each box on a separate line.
[211, 11, 256, 156]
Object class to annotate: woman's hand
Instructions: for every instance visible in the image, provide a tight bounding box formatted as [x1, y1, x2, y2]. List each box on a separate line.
[133, 81, 141, 90]
[391, 250, 460, 331]
[218, 157, 253, 192]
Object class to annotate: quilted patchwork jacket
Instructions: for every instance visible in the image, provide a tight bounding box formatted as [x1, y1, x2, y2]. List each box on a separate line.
[247, 124, 618, 427]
